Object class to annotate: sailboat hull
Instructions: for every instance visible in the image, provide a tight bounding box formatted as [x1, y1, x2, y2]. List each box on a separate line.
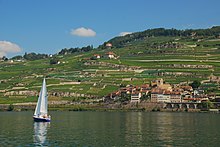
[33, 116, 51, 122]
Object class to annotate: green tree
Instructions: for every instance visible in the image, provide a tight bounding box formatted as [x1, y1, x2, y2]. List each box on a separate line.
[189, 80, 201, 89]
[11, 55, 23, 60]
[23, 52, 48, 60]
[50, 58, 59, 65]
[7, 104, 14, 111]
[201, 101, 214, 109]
[2, 56, 8, 61]
[120, 93, 130, 102]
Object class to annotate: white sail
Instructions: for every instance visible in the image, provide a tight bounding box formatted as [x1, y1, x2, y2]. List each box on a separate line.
[34, 78, 48, 116]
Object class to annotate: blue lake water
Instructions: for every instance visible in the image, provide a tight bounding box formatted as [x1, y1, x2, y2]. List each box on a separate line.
[0, 111, 219, 146]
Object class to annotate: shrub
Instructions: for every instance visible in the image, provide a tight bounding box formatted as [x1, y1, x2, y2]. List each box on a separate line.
[7, 104, 14, 111]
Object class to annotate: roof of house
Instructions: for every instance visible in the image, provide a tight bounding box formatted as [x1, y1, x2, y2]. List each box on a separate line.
[180, 86, 193, 91]
[106, 52, 116, 55]
[106, 43, 112, 47]
[151, 88, 164, 94]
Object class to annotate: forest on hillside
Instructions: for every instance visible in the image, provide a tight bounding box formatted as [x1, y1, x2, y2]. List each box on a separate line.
[100, 26, 220, 48]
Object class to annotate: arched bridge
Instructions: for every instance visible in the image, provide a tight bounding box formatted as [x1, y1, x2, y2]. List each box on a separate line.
[164, 102, 220, 109]
[164, 102, 201, 109]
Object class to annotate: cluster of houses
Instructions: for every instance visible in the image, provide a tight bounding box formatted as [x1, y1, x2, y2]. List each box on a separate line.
[105, 78, 209, 104]
[93, 51, 118, 60]
[90, 43, 119, 60]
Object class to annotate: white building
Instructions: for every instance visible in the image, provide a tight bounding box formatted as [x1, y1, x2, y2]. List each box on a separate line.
[131, 92, 141, 103]
[157, 93, 171, 103]
[106, 43, 113, 48]
[170, 92, 182, 103]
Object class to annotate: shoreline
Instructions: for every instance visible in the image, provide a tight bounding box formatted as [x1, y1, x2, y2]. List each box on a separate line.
[0, 102, 213, 113]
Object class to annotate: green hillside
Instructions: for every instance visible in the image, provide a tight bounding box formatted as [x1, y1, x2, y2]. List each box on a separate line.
[1, 26, 220, 104]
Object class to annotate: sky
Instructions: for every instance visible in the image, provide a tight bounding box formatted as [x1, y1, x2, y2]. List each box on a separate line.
[0, 0, 220, 57]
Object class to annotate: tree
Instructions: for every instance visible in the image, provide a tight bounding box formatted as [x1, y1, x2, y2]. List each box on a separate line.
[7, 104, 14, 111]
[2, 56, 8, 61]
[120, 93, 130, 102]
[50, 58, 59, 65]
[58, 45, 93, 55]
[201, 101, 214, 109]
[23, 52, 48, 60]
[189, 80, 201, 89]
[11, 55, 23, 60]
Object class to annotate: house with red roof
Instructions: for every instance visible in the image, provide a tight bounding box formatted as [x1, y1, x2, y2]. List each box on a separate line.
[105, 52, 117, 59]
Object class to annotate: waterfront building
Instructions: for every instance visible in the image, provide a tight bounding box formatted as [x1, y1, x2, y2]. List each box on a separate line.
[170, 91, 182, 102]
[131, 92, 141, 103]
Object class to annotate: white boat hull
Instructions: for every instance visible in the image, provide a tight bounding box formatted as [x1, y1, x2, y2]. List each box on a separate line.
[33, 115, 51, 122]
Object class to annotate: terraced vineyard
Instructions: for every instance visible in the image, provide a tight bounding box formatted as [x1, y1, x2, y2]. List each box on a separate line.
[1, 27, 220, 104]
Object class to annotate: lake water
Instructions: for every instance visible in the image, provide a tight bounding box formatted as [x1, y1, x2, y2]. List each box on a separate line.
[0, 111, 219, 147]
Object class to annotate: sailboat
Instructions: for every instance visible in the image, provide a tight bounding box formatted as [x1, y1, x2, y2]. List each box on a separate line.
[33, 78, 51, 122]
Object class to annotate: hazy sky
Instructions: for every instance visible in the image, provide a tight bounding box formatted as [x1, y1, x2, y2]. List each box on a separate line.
[0, 0, 220, 57]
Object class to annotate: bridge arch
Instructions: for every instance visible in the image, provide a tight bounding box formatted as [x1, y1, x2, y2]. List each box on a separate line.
[182, 103, 188, 109]
[166, 103, 172, 109]
[196, 103, 203, 109]
[189, 103, 196, 109]
[173, 104, 180, 109]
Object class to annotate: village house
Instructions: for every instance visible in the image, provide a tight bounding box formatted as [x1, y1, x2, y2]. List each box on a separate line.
[151, 88, 183, 103]
[107, 84, 149, 103]
[170, 91, 182, 103]
[193, 89, 205, 97]
[151, 88, 164, 102]
[104, 91, 121, 102]
[180, 85, 193, 92]
[106, 43, 113, 48]
[93, 54, 101, 59]
[121, 86, 133, 94]
[159, 91, 171, 103]
[105, 52, 117, 59]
